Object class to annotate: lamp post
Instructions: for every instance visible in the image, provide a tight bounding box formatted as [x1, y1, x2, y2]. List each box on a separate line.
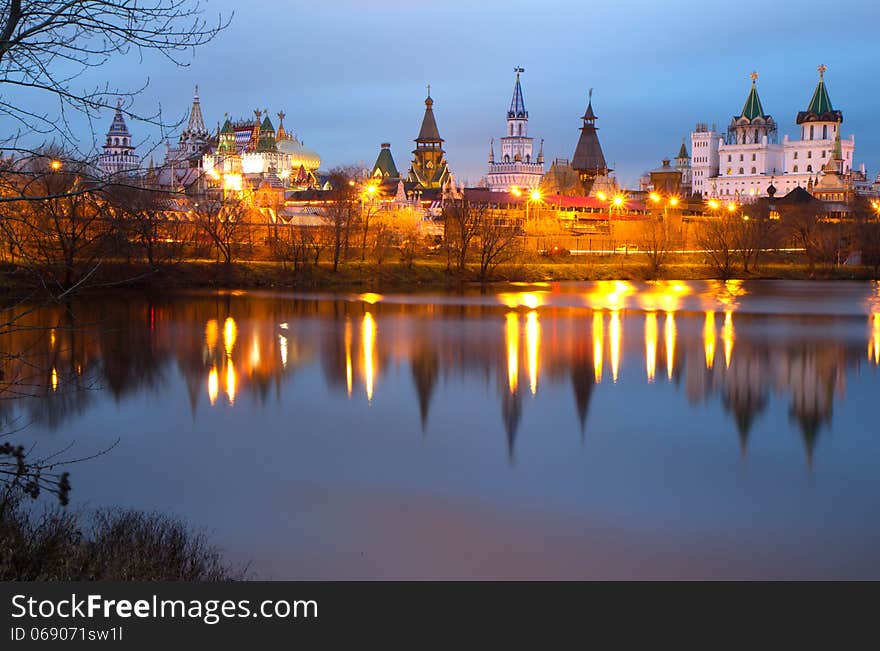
[526, 189, 541, 224]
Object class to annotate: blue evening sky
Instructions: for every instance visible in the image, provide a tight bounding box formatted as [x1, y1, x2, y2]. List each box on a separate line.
[15, 0, 880, 187]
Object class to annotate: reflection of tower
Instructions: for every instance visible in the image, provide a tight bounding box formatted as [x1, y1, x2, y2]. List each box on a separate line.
[501, 387, 522, 463]
[411, 345, 439, 432]
[570, 344, 595, 440]
[721, 346, 768, 458]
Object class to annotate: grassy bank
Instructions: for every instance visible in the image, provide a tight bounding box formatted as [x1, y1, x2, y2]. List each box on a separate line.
[2, 254, 878, 297]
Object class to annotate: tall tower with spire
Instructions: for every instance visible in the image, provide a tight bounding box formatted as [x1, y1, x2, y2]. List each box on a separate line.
[406, 87, 450, 191]
[179, 85, 209, 155]
[571, 89, 609, 195]
[98, 99, 140, 177]
[728, 72, 777, 145]
[487, 68, 544, 192]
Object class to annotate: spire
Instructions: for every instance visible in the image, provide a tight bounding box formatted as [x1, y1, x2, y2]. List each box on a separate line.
[107, 98, 131, 138]
[572, 89, 608, 175]
[508, 67, 527, 119]
[489, 138, 495, 163]
[247, 109, 262, 152]
[416, 87, 443, 142]
[537, 139, 544, 164]
[798, 65, 842, 124]
[276, 111, 287, 140]
[186, 84, 207, 136]
[677, 140, 689, 160]
[740, 72, 766, 120]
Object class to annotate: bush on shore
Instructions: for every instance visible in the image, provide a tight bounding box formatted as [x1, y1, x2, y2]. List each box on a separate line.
[0, 498, 244, 581]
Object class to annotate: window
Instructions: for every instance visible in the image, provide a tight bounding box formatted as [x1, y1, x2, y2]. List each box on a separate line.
[794, 152, 798, 159]
[738, 167, 744, 174]
[739, 154, 744, 161]
[807, 165, 813, 172]
[752, 154, 756, 161]
[823, 125, 828, 139]
[727, 155, 732, 162]
[794, 165, 799, 172]
[751, 167, 756, 174]
[808, 151, 812, 158]
[810, 126, 814, 139]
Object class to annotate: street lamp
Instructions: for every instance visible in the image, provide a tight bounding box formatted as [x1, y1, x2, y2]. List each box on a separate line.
[50, 159, 62, 171]
[526, 189, 541, 223]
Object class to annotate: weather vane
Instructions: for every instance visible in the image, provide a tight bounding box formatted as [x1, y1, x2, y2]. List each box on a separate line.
[818, 64, 827, 78]
[750, 71, 758, 83]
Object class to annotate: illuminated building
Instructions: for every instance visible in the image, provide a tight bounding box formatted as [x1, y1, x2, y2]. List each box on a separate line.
[406, 88, 451, 192]
[571, 89, 616, 197]
[98, 99, 140, 177]
[487, 68, 544, 192]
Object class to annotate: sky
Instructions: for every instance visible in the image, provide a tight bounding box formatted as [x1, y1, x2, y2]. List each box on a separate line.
[11, 0, 880, 188]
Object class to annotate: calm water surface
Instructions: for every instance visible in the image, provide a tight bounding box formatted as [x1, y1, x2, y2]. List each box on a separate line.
[4, 280, 880, 579]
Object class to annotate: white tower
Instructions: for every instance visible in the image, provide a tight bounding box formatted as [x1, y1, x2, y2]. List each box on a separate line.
[690, 122, 720, 198]
[98, 99, 140, 177]
[487, 68, 544, 191]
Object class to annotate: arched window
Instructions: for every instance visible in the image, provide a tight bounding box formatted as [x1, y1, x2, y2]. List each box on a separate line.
[751, 167, 757, 174]
[808, 151, 812, 158]
[807, 165, 813, 172]
[739, 167, 744, 174]
[794, 152, 798, 159]
[503, 155, 510, 163]
[752, 154, 756, 161]
[793, 165, 799, 173]
[810, 126, 814, 139]
[518, 124, 523, 136]
[114, 137, 119, 146]
[823, 125, 828, 139]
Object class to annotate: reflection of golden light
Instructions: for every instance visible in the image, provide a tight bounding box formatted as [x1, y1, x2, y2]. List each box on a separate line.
[226, 359, 236, 405]
[345, 318, 353, 397]
[704, 311, 717, 369]
[50, 329, 56, 348]
[722, 310, 735, 369]
[360, 293, 383, 305]
[208, 366, 219, 405]
[526, 311, 540, 395]
[223, 317, 237, 358]
[51, 368, 58, 392]
[205, 319, 219, 350]
[639, 280, 691, 312]
[363, 312, 376, 402]
[593, 311, 604, 383]
[610, 310, 621, 383]
[584, 280, 634, 311]
[665, 312, 676, 380]
[645, 312, 657, 383]
[279, 334, 288, 369]
[869, 313, 880, 365]
[250, 335, 260, 369]
[499, 291, 545, 310]
[506, 312, 519, 394]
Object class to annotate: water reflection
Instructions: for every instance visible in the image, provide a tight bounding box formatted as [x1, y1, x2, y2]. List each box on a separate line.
[1, 282, 878, 471]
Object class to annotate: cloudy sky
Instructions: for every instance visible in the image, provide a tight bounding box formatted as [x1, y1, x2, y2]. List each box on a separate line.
[18, 0, 880, 187]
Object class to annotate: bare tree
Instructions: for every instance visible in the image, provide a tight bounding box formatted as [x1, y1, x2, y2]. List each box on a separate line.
[733, 206, 776, 274]
[641, 215, 671, 278]
[0, 0, 228, 150]
[697, 214, 738, 280]
[321, 168, 359, 272]
[476, 210, 520, 282]
[780, 202, 837, 269]
[442, 198, 482, 273]
[193, 197, 249, 266]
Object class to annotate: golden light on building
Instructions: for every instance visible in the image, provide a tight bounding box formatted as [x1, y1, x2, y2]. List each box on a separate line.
[223, 317, 237, 358]
[704, 311, 717, 369]
[707, 199, 720, 211]
[345, 318, 353, 397]
[526, 310, 540, 395]
[870, 313, 880, 365]
[225, 359, 237, 405]
[722, 310, 735, 369]
[596, 191, 607, 202]
[278, 334, 288, 369]
[649, 192, 661, 203]
[51, 367, 58, 392]
[208, 365, 219, 405]
[510, 186, 522, 197]
[362, 312, 376, 402]
[645, 312, 657, 383]
[205, 319, 219, 350]
[593, 311, 604, 383]
[665, 312, 676, 380]
[505, 312, 519, 394]
[584, 280, 634, 312]
[610, 310, 621, 383]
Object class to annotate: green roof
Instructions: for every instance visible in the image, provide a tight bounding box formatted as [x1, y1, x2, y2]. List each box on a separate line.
[220, 118, 234, 135]
[261, 115, 275, 132]
[371, 143, 399, 179]
[676, 142, 688, 159]
[740, 81, 765, 120]
[806, 78, 834, 115]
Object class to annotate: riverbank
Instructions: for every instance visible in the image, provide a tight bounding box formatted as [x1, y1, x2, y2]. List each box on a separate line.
[2, 255, 878, 297]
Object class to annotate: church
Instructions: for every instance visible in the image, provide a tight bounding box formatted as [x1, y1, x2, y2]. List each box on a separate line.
[486, 68, 544, 191]
[98, 99, 140, 177]
[691, 66, 877, 200]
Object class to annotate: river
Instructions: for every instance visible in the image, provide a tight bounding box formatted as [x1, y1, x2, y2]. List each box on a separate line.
[4, 280, 880, 579]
